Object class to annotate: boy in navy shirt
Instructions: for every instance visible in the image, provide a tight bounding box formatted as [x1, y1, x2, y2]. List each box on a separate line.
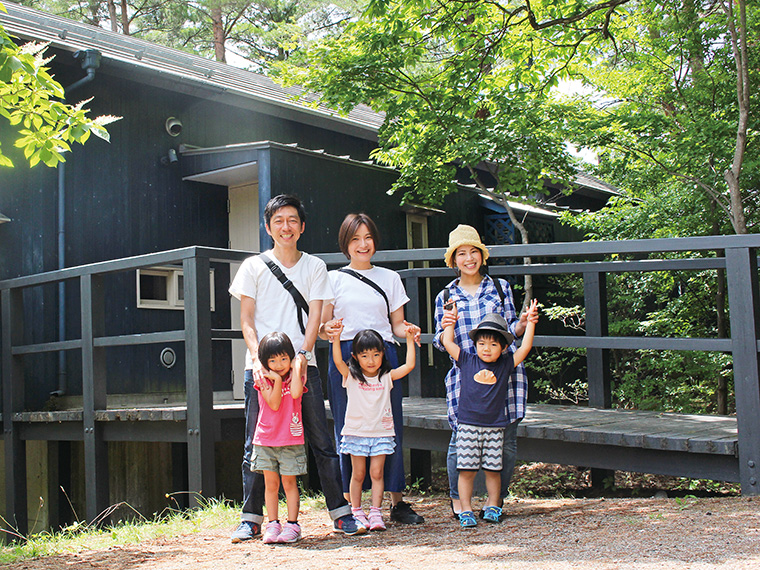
[442, 300, 538, 528]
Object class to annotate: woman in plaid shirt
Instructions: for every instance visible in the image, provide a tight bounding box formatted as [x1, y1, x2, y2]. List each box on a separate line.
[433, 225, 529, 519]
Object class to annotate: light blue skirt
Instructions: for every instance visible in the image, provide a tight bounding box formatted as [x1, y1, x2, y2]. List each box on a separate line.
[340, 435, 396, 457]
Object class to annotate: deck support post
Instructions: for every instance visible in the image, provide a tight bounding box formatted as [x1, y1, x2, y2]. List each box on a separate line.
[2, 288, 28, 536]
[725, 246, 760, 495]
[584, 271, 611, 408]
[584, 271, 614, 488]
[184, 254, 216, 505]
[404, 275, 422, 397]
[81, 274, 109, 523]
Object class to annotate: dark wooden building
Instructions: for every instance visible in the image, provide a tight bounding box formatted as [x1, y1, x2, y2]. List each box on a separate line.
[0, 3, 618, 530]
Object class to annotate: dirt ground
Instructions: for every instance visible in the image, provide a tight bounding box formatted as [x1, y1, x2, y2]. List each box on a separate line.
[6, 494, 760, 570]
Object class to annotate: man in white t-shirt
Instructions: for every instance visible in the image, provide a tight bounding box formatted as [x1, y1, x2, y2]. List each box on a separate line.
[228, 195, 365, 542]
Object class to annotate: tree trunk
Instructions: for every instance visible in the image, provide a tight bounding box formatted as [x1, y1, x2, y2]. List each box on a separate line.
[724, 0, 749, 235]
[121, 0, 130, 35]
[107, 0, 118, 32]
[499, 197, 533, 312]
[713, 216, 728, 415]
[212, 6, 227, 63]
[464, 165, 532, 311]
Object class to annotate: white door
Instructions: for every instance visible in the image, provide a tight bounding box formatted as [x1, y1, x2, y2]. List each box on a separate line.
[228, 182, 259, 399]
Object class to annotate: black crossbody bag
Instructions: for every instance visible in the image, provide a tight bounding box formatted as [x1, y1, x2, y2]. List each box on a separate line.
[338, 267, 392, 324]
[259, 253, 309, 335]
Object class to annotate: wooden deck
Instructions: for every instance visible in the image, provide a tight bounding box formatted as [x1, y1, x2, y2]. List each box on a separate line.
[396, 398, 739, 483]
[7, 397, 739, 483]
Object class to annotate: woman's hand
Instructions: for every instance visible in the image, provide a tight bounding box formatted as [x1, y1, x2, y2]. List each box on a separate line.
[403, 320, 422, 347]
[323, 318, 344, 341]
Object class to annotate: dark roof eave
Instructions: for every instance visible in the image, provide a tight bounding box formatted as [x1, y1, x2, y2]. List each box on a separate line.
[0, 3, 383, 142]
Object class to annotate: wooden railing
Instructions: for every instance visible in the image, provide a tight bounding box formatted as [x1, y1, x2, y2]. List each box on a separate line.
[2, 235, 760, 534]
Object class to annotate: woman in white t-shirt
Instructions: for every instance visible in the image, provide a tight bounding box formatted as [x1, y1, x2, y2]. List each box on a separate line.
[320, 213, 425, 525]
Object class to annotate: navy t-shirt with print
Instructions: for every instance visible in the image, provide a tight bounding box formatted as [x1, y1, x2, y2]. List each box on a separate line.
[456, 350, 515, 428]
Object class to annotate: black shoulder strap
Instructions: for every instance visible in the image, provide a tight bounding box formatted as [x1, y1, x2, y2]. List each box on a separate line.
[338, 267, 391, 322]
[491, 274, 506, 306]
[259, 253, 309, 334]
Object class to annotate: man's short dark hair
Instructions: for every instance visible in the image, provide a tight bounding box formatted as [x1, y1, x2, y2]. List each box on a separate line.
[472, 329, 508, 351]
[338, 213, 380, 259]
[264, 194, 306, 226]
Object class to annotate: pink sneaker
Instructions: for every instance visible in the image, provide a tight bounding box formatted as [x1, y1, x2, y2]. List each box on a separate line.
[352, 508, 369, 529]
[368, 508, 386, 531]
[262, 521, 282, 544]
[277, 522, 301, 543]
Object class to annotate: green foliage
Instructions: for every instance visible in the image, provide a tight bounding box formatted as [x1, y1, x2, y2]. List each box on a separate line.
[275, 1, 631, 206]
[565, 0, 758, 234]
[533, 185, 736, 413]
[0, 495, 238, 563]
[0, 4, 118, 168]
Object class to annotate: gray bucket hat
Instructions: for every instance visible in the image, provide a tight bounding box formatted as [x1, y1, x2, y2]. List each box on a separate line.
[468, 313, 514, 346]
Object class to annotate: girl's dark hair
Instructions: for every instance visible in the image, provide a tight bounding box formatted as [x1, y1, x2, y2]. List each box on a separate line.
[347, 329, 392, 382]
[258, 331, 296, 370]
[338, 213, 380, 259]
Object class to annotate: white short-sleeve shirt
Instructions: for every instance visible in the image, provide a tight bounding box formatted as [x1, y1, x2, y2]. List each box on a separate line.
[229, 250, 333, 369]
[329, 265, 410, 342]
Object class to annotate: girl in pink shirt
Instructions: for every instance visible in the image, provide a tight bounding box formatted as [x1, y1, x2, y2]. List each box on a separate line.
[253, 332, 306, 544]
[330, 326, 416, 530]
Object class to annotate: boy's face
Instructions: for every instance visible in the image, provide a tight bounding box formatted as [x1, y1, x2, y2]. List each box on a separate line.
[475, 336, 503, 363]
[266, 353, 292, 377]
[265, 205, 304, 249]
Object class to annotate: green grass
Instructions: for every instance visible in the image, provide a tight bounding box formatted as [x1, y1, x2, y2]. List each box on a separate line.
[0, 496, 239, 565]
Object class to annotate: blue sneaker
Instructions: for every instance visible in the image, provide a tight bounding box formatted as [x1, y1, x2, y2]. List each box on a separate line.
[333, 514, 367, 536]
[459, 511, 477, 529]
[230, 520, 260, 543]
[482, 506, 502, 523]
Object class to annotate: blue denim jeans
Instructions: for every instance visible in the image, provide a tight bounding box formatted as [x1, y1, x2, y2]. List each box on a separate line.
[447, 418, 520, 500]
[241, 367, 352, 523]
[326, 340, 406, 494]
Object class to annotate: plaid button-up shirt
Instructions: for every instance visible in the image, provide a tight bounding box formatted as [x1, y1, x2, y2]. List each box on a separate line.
[433, 275, 528, 430]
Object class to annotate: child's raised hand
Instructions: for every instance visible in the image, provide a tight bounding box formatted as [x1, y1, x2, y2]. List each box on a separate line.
[441, 302, 458, 329]
[526, 298, 539, 324]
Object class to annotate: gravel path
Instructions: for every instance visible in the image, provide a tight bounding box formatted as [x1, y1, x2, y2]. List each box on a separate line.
[6, 496, 759, 570]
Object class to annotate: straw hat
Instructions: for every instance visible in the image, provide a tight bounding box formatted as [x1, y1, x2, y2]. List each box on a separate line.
[443, 224, 490, 269]
[468, 313, 514, 346]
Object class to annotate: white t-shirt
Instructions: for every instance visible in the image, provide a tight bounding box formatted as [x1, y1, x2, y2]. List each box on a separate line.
[329, 266, 410, 342]
[229, 250, 333, 369]
[342, 371, 395, 438]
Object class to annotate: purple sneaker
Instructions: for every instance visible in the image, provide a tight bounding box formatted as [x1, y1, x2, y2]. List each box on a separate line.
[368, 508, 386, 531]
[262, 521, 282, 544]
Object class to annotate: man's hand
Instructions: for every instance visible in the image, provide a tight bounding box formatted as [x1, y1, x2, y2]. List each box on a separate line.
[292, 351, 308, 384]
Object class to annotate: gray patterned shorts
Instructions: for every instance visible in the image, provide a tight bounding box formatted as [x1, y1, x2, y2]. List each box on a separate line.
[456, 424, 505, 471]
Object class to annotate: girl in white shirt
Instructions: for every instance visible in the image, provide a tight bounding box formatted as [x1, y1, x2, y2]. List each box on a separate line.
[330, 326, 416, 531]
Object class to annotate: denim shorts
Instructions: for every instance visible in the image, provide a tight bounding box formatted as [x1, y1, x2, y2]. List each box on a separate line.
[340, 435, 396, 457]
[252, 444, 308, 476]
